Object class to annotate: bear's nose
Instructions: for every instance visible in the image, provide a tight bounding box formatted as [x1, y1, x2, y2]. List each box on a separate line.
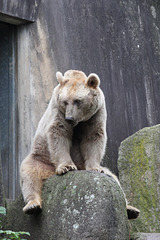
[65, 117, 74, 125]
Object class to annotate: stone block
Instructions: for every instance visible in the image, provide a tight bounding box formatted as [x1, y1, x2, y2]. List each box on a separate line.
[3, 171, 129, 240]
[118, 124, 160, 233]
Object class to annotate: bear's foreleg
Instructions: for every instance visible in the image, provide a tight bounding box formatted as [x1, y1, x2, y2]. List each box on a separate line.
[47, 128, 77, 175]
[81, 125, 106, 173]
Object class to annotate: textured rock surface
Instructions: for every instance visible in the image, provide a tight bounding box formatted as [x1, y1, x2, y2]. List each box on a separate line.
[4, 171, 129, 240]
[118, 124, 160, 233]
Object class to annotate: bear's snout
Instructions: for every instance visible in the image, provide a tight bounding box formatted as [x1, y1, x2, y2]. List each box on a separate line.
[65, 116, 74, 125]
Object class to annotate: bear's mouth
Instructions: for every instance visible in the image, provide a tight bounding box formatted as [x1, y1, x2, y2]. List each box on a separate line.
[70, 121, 78, 127]
[65, 117, 78, 127]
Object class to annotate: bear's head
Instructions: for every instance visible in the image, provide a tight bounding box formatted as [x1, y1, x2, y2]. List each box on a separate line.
[56, 70, 104, 127]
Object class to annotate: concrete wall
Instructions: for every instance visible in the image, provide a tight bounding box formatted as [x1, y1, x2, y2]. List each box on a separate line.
[17, 0, 160, 178]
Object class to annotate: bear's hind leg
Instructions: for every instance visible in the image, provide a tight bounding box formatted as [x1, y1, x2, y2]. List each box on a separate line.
[20, 155, 55, 214]
[101, 167, 140, 219]
[22, 194, 42, 215]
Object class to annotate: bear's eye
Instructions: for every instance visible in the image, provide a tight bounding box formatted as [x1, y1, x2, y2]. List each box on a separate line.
[74, 99, 81, 106]
[63, 101, 68, 106]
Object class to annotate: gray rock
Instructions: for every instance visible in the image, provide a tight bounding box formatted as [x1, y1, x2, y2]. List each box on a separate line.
[118, 124, 160, 233]
[3, 171, 129, 240]
[139, 233, 160, 240]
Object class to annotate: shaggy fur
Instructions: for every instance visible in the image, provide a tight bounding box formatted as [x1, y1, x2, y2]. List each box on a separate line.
[20, 70, 139, 218]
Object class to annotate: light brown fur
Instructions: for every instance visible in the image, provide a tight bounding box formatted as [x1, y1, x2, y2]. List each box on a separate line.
[20, 70, 140, 218]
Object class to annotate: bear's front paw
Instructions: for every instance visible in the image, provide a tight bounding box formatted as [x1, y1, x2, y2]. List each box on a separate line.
[85, 166, 104, 173]
[56, 164, 77, 175]
[23, 200, 42, 215]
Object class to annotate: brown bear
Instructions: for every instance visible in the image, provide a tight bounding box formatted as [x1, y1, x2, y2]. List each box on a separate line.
[20, 70, 139, 219]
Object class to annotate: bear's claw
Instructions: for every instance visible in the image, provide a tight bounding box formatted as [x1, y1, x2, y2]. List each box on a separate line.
[23, 200, 42, 215]
[86, 166, 105, 173]
[56, 164, 77, 175]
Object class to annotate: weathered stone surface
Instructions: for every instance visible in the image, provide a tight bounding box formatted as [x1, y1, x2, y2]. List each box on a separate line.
[118, 124, 160, 233]
[4, 171, 129, 240]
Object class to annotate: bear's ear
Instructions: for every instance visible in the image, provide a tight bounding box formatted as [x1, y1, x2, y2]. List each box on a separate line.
[86, 73, 100, 89]
[56, 71, 64, 84]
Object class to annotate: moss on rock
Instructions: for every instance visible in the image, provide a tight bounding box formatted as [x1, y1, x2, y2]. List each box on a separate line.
[3, 171, 129, 240]
[118, 124, 160, 233]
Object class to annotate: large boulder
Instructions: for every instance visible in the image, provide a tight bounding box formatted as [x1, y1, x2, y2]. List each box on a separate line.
[118, 124, 160, 233]
[3, 171, 129, 240]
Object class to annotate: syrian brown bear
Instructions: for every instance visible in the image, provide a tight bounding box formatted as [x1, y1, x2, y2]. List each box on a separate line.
[20, 70, 139, 219]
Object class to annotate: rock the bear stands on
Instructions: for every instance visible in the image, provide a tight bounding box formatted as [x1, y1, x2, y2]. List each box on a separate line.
[20, 70, 139, 219]
[3, 171, 130, 240]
